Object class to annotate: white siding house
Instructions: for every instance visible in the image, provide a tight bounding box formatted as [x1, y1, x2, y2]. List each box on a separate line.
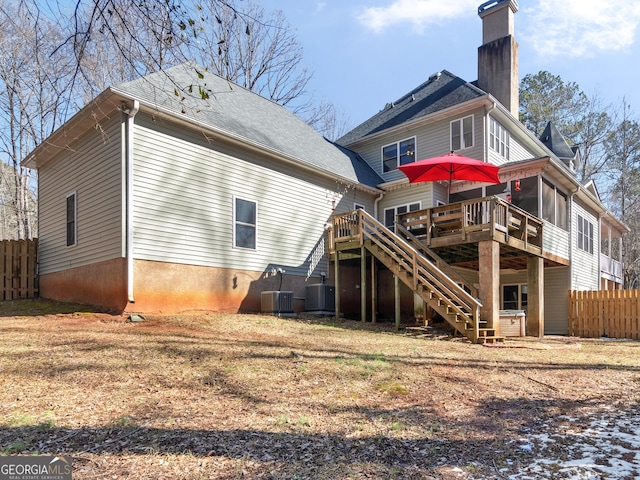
[25, 0, 626, 334]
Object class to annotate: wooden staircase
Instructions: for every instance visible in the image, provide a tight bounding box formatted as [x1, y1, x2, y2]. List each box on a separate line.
[332, 209, 503, 344]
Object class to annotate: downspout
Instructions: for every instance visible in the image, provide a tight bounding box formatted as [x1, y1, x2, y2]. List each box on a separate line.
[124, 100, 139, 303]
[373, 191, 385, 219]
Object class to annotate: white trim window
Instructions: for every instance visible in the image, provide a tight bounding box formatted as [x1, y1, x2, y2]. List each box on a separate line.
[451, 115, 473, 151]
[502, 284, 528, 310]
[382, 137, 416, 173]
[489, 117, 510, 160]
[66, 192, 77, 247]
[234, 196, 257, 250]
[577, 214, 594, 254]
[384, 202, 421, 232]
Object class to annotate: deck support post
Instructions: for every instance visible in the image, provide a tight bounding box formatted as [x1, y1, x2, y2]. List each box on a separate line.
[371, 256, 377, 323]
[478, 240, 500, 335]
[361, 246, 367, 322]
[527, 256, 544, 337]
[334, 251, 340, 322]
[394, 274, 401, 331]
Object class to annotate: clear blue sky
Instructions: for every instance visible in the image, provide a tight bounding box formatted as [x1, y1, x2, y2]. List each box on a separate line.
[257, 0, 640, 130]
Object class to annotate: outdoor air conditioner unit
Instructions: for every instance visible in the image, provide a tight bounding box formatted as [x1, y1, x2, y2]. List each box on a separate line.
[261, 291, 294, 314]
[305, 284, 335, 312]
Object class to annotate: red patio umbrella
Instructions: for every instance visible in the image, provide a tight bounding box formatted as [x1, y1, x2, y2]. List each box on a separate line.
[398, 152, 500, 202]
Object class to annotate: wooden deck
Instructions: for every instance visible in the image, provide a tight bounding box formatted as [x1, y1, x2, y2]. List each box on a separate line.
[395, 196, 556, 270]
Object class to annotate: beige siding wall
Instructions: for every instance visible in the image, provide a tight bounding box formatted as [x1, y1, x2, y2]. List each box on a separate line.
[378, 183, 434, 221]
[544, 267, 570, 334]
[498, 266, 570, 335]
[131, 114, 372, 279]
[543, 222, 570, 260]
[571, 200, 600, 290]
[508, 136, 534, 163]
[357, 109, 486, 183]
[38, 116, 124, 275]
[486, 116, 536, 166]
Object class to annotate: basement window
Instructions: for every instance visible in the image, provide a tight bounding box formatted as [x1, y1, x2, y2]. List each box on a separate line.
[502, 284, 528, 310]
[66, 192, 76, 247]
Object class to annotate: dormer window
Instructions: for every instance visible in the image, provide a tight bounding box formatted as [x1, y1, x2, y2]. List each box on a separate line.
[451, 115, 473, 151]
[382, 137, 416, 173]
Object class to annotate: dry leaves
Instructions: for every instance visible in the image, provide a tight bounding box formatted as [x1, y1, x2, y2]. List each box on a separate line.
[0, 300, 639, 479]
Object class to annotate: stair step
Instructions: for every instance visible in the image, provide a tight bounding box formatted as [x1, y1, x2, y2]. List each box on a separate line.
[478, 336, 505, 344]
[477, 329, 496, 334]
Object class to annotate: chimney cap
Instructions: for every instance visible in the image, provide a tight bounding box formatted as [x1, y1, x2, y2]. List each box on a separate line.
[478, 0, 518, 15]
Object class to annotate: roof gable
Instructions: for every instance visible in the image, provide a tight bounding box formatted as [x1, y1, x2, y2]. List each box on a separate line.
[113, 63, 384, 188]
[337, 70, 485, 146]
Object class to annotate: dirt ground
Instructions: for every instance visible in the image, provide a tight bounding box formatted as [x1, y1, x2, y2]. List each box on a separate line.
[0, 299, 639, 479]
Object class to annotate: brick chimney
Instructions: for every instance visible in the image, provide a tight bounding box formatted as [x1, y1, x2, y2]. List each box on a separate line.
[477, 0, 519, 116]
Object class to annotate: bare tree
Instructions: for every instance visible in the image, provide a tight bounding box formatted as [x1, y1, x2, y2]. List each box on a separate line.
[190, 1, 312, 109]
[520, 71, 615, 184]
[67, 0, 192, 102]
[573, 92, 614, 183]
[0, 1, 76, 239]
[603, 100, 640, 287]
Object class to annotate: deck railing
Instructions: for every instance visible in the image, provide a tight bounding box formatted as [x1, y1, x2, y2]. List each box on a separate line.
[397, 196, 543, 251]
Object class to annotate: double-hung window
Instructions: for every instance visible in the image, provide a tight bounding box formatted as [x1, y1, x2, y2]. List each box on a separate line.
[489, 117, 510, 160]
[384, 202, 421, 233]
[451, 115, 473, 151]
[234, 197, 257, 250]
[577, 214, 594, 254]
[382, 137, 416, 173]
[66, 192, 77, 247]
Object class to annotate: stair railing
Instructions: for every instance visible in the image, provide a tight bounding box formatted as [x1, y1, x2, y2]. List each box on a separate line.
[332, 209, 481, 340]
[396, 223, 479, 299]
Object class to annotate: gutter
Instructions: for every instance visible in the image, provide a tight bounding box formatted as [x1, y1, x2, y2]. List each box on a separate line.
[123, 100, 139, 303]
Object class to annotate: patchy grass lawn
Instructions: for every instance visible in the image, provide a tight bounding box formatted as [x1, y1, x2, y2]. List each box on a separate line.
[0, 299, 639, 479]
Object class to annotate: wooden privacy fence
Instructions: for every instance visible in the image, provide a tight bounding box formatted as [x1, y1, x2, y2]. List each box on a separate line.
[569, 290, 640, 340]
[0, 239, 38, 300]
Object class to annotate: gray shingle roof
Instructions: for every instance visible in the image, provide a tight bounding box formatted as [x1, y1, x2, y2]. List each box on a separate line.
[113, 63, 383, 188]
[337, 70, 485, 146]
[539, 122, 576, 160]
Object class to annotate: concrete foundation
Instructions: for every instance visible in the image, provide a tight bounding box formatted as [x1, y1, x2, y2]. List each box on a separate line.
[39, 258, 325, 315]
